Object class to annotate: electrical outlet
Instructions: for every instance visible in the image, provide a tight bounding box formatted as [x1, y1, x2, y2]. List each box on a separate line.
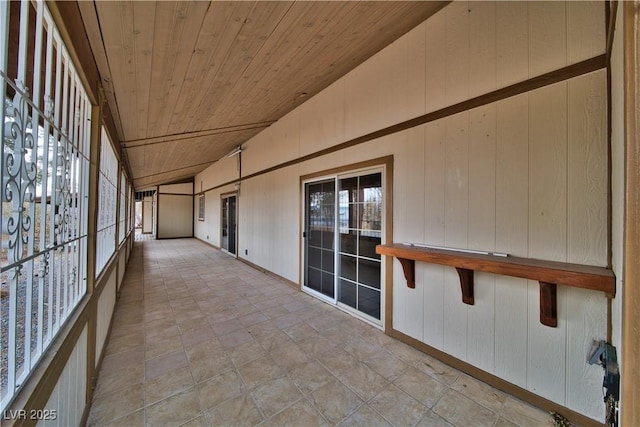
[245, 249, 248, 255]
[206, 235, 209, 239]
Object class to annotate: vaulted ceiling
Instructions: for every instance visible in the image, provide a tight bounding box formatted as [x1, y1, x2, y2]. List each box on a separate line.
[77, 1, 448, 189]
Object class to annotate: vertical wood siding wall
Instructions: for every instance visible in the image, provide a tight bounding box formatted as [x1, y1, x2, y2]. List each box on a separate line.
[95, 272, 117, 367]
[38, 326, 87, 427]
[194, 1, 608, 420]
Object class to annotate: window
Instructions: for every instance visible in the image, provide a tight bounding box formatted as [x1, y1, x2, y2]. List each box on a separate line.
[197, 194, 205, 221]
[1, 0, 91, 409]
[118, 171, 126, 244]
[96, 127, 117, 276]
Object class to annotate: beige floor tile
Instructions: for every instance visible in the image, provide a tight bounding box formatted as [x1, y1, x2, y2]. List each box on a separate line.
[270, 343, 312, 370]
[209, 393, 264, 426]
[394, 367, 448, 408]
[247, 321, 281, 340]
[494, 417, 519, 427]
[262, 305, 291, 320]
[145, 365, 195, 405]
[316, 348, 359, 377]
[207, 309, 236, 324]
[363, 350, 409, 381]
[289, 361, 336, 395]
[238, 356, 286, 389]
[369, 384, 428, 427]
[185, 338, 224, 361]
[383, 339, 426, 364]
[181, 325, 216, 347]
[282, 322, 319, 342]
[250, 377, 303, 418]
[236, 310, 267, 326]
[212, 318, 245, 336]
[342, 337, 382, 362]
[415, 355, 461, 386]
[197, 369, 245, 410]
[93, 363, 144, 397]
[307, 379, 363, 424]
[416, 410, 454, 427]
[262, 399, 330, 427]
[227, 340, 267, 367]
[218, 329, 255, 348]
[230, 303, 259, 317]
[145, 334, 184, 360]
[451, 372, 507, 413]
[179, 414, 210, 427]
[145, 349, 189, 380]
[104, 332, 145, 356]
[145, 316, 178, 331]
[100, 347, 145, 373]
[433, 389, 498, 427]
[178, 317, 209, 333]
[297, 335, 338, 357]
[103, 409, 144, 427]
[500, 397, 551, 427]
[188, 349, 234, 384]
[258, 330, 294, 353]
[337, 404, 392, 427]
[88, 383, 144, 426]
[334, 361, 389, 401]
[145, 388, 202, 427]
[146, 324, 181, 341]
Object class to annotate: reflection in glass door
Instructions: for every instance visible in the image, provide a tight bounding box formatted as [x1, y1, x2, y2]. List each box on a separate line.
[304, 180, 336, 299]
[303, 170, 383, 323]
[221, 194, 237, 255]
[337, 173, 382, 320]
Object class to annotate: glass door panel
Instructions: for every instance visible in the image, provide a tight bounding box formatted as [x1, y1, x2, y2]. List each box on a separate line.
[304, 180, 335, 299]
[337, 172, 382, 320]
[221, 195, 237, 255]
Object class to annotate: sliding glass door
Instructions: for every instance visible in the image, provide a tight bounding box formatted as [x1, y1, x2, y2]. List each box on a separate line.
[221, 194, 237, 255]
[303, 169, 383, 324]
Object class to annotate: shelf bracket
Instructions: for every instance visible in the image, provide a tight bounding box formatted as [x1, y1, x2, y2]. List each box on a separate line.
[456, 268, 474, 305]
[397, 258, 415, 288]
[539, 281, 558, 327]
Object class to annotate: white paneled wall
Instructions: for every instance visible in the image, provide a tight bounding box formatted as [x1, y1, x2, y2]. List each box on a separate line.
[194, 2, 608, 421]
[194, 187, 226, 246]
[95, 272, 117, 367]
[38, 326, 87, 427]
[240, 166, 300, 282]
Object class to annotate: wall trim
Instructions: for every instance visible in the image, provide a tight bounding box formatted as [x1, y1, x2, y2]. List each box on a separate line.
[157, 192, 193, 196]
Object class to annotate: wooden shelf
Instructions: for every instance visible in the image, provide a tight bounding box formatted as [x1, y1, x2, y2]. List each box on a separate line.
[376, 243, 615, 327]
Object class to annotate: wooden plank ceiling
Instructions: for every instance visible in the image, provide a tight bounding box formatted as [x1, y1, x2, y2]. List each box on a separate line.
[78, 1, 447, 189]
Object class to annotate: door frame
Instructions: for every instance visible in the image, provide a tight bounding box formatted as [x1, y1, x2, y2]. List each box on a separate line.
[220, 191, 238, 257]
[299, 156, 394, 330]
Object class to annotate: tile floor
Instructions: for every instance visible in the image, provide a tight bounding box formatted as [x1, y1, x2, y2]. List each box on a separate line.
[87, 239, 552, 427]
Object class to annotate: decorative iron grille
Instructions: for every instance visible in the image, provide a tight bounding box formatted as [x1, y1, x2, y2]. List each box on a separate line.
[118, 171, 126, 244]
[96, 127, 117, 276]
[1, 1, 91, 410]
